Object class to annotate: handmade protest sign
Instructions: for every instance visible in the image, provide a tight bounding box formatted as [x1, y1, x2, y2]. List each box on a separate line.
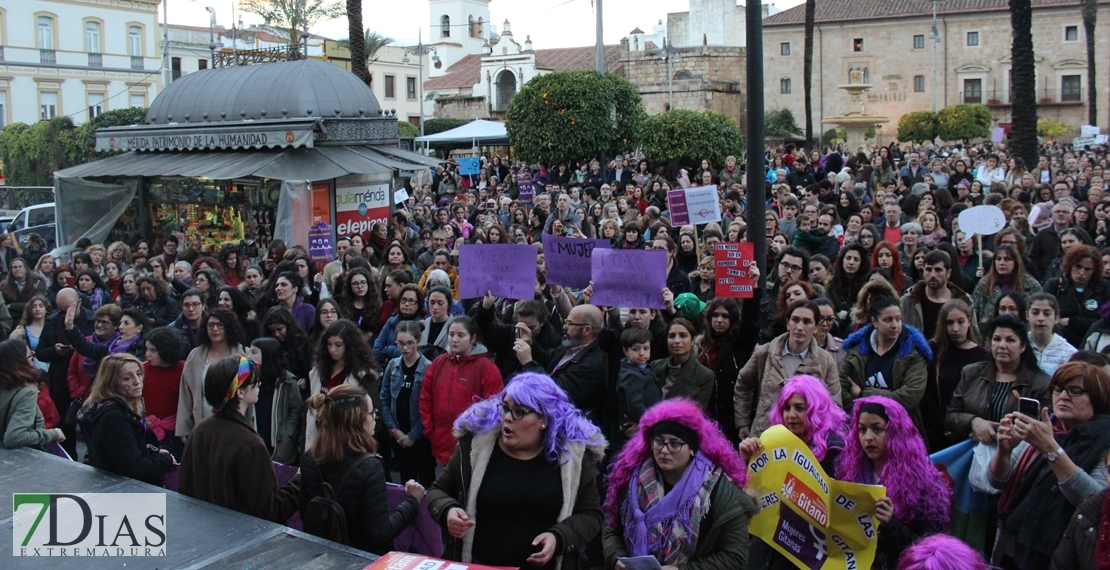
[667, 185, 722, 226]
[541, 234, 609, 288]
[307, 222, 334, 264]
[458, 244, 538, 300]
[713, 242, 755, 298]
[515, 172, 535, 206]
[458, 157, 481, 176]
[590, 249, 667, 309]
[747, 425, 885, 570]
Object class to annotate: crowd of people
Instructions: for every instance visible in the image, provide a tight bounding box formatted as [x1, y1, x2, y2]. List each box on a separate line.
[0, 140, 1109, 569]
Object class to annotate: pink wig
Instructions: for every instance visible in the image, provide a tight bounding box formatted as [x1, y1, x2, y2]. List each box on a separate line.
[767, 375, 848, 462]
[896, 534, 988, 570]
[603, 398, 746, 525]
[835, 396, 951, 528]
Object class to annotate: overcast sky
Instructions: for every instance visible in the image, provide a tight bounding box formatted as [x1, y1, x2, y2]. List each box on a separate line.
[169, 0, 807, 48]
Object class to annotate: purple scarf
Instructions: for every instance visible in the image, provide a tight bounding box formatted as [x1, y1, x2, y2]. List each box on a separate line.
[621, 452, 720, 565]
[82, 332, 118, 380]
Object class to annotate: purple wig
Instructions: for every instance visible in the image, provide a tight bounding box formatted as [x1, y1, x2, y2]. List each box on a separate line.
[452, 372, 604, 465]
[896, 534, 987, 570]
[836, 396, 950, 528]
[767, 375, 848, 462]
[603, 398, 746, 525]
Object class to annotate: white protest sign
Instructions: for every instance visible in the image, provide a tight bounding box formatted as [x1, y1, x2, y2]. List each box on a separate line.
[393, 188, 410, 204]
[957, 205, 1006, 241]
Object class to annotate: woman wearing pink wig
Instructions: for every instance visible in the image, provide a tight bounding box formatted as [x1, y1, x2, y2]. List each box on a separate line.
[603, 398, 756, 569]
[836, 396, 951, 569]
[740, 375, 848, 570]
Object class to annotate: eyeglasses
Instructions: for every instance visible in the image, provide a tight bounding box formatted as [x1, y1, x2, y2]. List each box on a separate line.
[319, 309, 339, 316]
[818, 316, 837, 325]
[1052, 385, 1088, 397]
[650, 437, 688, 453]
[183, 301, 203, 309]
[95, 319, 114, 327]
[779, 261, 803, 273]
[563, 319, 590, 328]
[502, 404, 537, 421]
[368, 409, 380, 420]
[350, 281, 368, 288]
[206, 322, 225, 330]
[395, 340, 416, 348]
[399, 297, 418, 305]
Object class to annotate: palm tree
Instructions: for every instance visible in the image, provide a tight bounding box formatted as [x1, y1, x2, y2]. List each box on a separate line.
[803, 0, 816, 150]
[345, 0, 369, 85]
[1082, 0, 1098, 125]
[338, 30, 394, 66]
[1009, 0, 1037, 167]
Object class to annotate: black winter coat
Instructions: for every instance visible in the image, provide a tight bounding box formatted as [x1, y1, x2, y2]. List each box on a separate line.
[299, 452, 420, 554]
[1043, 277, 1110, 348]
[83, 397, 173, 486]
[526, 341, 608, 426]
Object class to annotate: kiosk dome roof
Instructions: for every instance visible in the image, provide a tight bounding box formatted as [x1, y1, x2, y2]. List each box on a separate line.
[147, 59, 382, 125]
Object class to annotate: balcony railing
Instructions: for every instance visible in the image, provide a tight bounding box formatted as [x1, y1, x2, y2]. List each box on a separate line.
[131, 55, 143, 70]
[88, 52, 102, 67]
[213, 45, 303, 68]
[962, 87, 1086, 106]
[40, 49, 56, 64]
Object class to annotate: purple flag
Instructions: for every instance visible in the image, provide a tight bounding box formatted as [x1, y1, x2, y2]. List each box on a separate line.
[458, 244, 538, 300]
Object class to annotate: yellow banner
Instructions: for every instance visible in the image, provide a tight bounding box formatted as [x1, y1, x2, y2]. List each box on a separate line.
[746, 425, 886, 570]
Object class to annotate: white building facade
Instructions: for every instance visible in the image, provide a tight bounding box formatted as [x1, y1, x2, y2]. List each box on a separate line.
[0, 0, 163, 126]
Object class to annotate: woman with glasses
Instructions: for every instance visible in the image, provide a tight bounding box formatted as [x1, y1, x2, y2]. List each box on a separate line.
[374, 284, 425, 366]
[988, 361, 1110, 568]
[380, 320, 435, 486]
[338, 267, 382, 341]
[836, 396, 951, 568]
[175, 309, 248, 444]
[0, 339, 64, 449]
[179, 355, 300, 522]
[300, 383, 425, 552]
[428, 372, 604, 568]
[604, 398, 755, 569]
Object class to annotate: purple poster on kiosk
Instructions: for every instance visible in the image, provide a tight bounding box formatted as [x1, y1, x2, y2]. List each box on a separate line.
[308, 222, 334, 264]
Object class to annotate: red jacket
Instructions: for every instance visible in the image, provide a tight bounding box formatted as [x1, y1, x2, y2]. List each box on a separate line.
[419, 352, 503, 464]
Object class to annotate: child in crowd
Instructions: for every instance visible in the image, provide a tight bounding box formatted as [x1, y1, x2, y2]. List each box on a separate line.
[616, 326, 660, 437]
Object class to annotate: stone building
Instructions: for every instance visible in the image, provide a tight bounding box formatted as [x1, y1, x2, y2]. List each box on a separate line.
[763, 0, 1110, 141]
[621, 44, 747, 130]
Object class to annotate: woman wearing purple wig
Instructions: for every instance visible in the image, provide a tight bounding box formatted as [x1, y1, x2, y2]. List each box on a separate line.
[836, 396, 951, 569]
[425, 372, 606, 569]
[603, 398, 756, 569]
[741, 375, 848, 570]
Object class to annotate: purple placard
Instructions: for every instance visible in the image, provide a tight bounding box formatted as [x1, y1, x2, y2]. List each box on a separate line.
[386, 483, 444, 555]
[458, 244, 539, 300]
[772, 501, 827, 570]
[667, 188, 690, 226]
[589, 248, 667, 309]
[541, 234, 610, 288]
[516, 172, 535, 206]
[308, 222, 335, 264]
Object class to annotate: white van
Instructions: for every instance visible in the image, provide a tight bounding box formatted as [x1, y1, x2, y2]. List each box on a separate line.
[9, 202, 56, 248]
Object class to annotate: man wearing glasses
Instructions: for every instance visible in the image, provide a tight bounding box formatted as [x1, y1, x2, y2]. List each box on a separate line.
[515, 304, 607, 427]
[170, 289, 207, 350]
[759, 246, 810, 344]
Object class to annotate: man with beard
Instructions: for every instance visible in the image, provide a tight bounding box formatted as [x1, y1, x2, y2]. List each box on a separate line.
[513, 304, 607, 427]
[792, 213, 839, 259]
[900, 250, 971, 341]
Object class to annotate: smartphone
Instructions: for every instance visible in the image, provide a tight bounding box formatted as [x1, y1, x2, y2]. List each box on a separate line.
[564, 226, 573, 236]
[517, 237, 525, 244]
[515, 328, 522, 339]
[1018, 397, 1040, 418]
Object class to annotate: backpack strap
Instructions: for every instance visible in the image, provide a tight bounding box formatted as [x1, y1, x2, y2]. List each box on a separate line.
[335, 453, 377, 496]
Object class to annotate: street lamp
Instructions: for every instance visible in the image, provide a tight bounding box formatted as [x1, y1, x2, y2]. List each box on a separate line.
[929, 0, 943, 112]
[205, 6, 219, 66]
[402, 29, 439, 152]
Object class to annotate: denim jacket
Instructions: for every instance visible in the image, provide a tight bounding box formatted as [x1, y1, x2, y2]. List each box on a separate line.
[380, 354, 431, 442]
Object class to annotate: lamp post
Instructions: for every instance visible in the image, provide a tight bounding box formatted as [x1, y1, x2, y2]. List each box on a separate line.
[659, 37, 679, 111]
[403, 29, 439, 152]
[205, 6, 219, 67]
[929, 0, 942, 112]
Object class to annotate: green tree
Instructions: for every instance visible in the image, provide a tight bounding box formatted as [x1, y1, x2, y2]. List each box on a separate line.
[397, 120, 420, 137]
[241, 0, 344, 47]
[897, 111, 939, 143]
[1009, 0, 1038, 166]
[821, 128, 846, 147]
[765, 108, 802, 139]
[73, 107, 149, 162]
[1037, 118, 1073, 140]
[640, 110, 743, 167]
[936, 104, 992, 141]
[505, 71, 646, 166]
[0, 118, 80, 186]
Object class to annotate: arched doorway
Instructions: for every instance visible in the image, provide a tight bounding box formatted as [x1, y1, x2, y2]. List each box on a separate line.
[495, 70, 517, 112]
